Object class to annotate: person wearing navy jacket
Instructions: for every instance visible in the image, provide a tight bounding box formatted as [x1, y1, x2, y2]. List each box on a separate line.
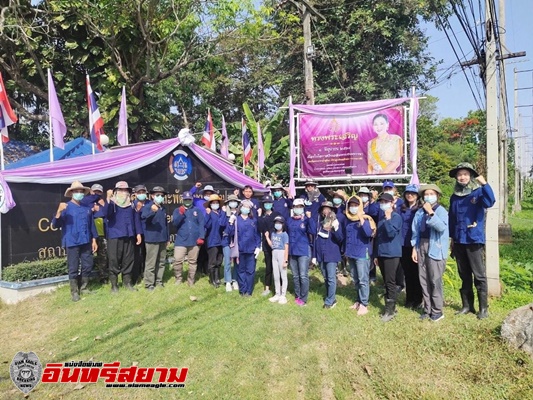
[239, 185, 260, 218]
[286, 198, 316, 306]
[313, 201, 344, 309]
[271, 183, 292, 220]
[449, 162, 496, 319]
[343, 196, 376, 316]
[225, 200, 261, 296]
[172, 191, 205, 286]
[132, 184, 148, 285]
[105, 181, 143, 293]
[52, 181, 98, 302]
[190, 183, 215, 276]
[375, 192, 403, 321]
[80, 183, 108, 283]
[300, 180, 325, 219]
[204, 194, 226, 288]
[141, 186, 169, 291]
[398, 184, 423, 309]
[221, 195, 240, 292]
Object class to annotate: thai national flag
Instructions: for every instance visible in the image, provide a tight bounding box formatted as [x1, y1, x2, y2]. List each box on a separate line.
[0, 72, 18, 143]
[201, 109, 215, 151]
[86, 75, 104, 151]
[242, 118, 252, 166]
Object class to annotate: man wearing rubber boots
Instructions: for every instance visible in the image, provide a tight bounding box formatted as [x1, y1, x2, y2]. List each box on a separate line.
[449, 162, 495, 319]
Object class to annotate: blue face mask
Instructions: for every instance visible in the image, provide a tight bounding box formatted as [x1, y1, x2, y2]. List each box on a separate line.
[72, 193, 84, 201]
[293, 208, 304, 216]
[333, 198, 343, 205]
[274, 223, 283, 231]
[240, 207, 250, 215]
[424, 195, 437, 205]
[154, 195, 164, 205]
[136, 194, 147, 201]
[273, 191, 282, 198]
[264, 203, 273, 210]
[380, 203, 392, 211]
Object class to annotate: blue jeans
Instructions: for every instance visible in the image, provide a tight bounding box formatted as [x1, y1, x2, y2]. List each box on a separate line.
[237, 253, 256, 295]
[348, 257, 370, 306]
[319, 261, 337, 306]
[223, 245, 237, 283]
[289, 255, 309, 303]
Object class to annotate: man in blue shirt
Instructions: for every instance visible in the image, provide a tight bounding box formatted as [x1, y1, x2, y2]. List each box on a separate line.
[52, 181, 98, 302]
[449, 162, 495, 319]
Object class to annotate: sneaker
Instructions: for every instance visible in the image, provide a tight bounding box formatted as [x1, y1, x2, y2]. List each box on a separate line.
[357, 305, 369, 316]
[419, 313, 430, 321]
[323, 300, 337, 310]
[156, 282, 164, 288]
[269, 295, 281, 303]
[278, 296, 288, 305]
[261, 289, 271, 297]
[146, 285, 155, 291]
[295, 298, 301, 305]
[225, 282, 232, 292]
[232, 281, 239, 291]
[431, 313, 445, 322]
[350, 302, 360, 310]
[295, 298, 306, 306]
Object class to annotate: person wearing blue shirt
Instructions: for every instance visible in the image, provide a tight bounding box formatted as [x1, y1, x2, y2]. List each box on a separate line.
[343, 196, 376, 316]
[221, 195, 240, 292]
[132, 184, 148, 285]
[375, 192, 403, 322]
[204, 194, 226, 288]
[106, 181, 143, 293]
[141, 186, 169, 291]
[398, 184, 423, 310]
[449, 162, 496, 319]
[189, 183, 215, 276]
[172, 191, 205, 286]
[411, 184, 449, 322]
[225, 200, 261, 296]
[239, 185, 260, 218]
[286, 198, 316, 306]
[265, 216, 290, 304]
[313, 201, 344, 309]
[52, 181, 98, 302]
[300, 180, 325, 220]
[271, 183, 292, 220]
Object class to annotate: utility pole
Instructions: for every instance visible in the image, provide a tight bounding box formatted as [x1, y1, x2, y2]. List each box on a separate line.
[484, 0, 501, 296]
[288, 0, 324, 105]
[513, 67, 521, 213]
[498, 0, 509, 227]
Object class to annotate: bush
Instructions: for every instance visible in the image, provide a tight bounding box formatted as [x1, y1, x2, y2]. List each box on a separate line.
[1, 258, 68, 282]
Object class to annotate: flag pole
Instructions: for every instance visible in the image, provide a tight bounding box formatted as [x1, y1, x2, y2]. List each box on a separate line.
[48, 69, 54, 163]
[0, 138, 4, 171]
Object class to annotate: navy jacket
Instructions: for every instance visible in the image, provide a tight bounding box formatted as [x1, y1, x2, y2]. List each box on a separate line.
[258, 210, 281, 247]
[172, 206, 205, 246]
[141, 201, 169, 243]
[286, 216, 316, 257]
[449, 184, 495, 244]
[375, 212, 403, 258]
[273, 197, 291, 220]
[52, 201, 97, 248]
[344, 218, 374, 259]
[226, 215, 261, 254]
[205, 210, 226, 248]
[399, 205, 419, 247]
[301, 192, 325, 219]
[314, 226, 344, 263]
[106, 202, 143, 239]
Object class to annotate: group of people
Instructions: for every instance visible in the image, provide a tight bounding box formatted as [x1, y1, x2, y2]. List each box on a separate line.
[53, 162, 495, 323]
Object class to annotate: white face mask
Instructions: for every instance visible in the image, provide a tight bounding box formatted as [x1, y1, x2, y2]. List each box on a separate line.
[293, 208, 304, 216]
[424, 195, 437, 205]
[380, 203, 392, 211]
[228, 201, 238, 209]
[384, 190, 394, 196]
[274, 223, 283, 231]
[359, 196, 369, 203]
[349, 207, 359, 214]
[211, 203, 220, 210]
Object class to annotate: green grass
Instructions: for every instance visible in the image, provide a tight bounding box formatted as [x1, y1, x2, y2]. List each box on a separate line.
[2, 206, 533, 399]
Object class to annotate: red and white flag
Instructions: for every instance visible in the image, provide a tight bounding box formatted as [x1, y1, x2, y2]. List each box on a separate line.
[201, 109, 215, 151]
[86, 75, 104, 151]
[0, 72, 18, 143]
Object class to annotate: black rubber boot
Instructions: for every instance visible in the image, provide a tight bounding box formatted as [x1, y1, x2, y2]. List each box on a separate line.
[455, 290, 476, 315]
[213, 268, 220, 288]
[477, 291, 489, 319]
[79, 277, 91, 295]
[110, 275, 119, 293]
[69, 279, 80, 302]
[123, 275, 138, 291]
[381, 299, 396, 322]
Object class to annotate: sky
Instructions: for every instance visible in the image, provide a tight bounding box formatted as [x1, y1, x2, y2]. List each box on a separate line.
[423, 0, 533, 121]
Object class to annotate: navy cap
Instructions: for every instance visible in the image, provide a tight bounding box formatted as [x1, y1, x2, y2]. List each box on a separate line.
[182, 191, 193, 200]
[382, 180, 395, 188]
[261, 195, 274, 203]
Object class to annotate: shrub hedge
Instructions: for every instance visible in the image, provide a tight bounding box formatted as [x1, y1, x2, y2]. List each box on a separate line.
[1, 258, 68, 282]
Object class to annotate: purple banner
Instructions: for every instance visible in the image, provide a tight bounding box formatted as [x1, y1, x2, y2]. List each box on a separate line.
[299, 106, 405, 178]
